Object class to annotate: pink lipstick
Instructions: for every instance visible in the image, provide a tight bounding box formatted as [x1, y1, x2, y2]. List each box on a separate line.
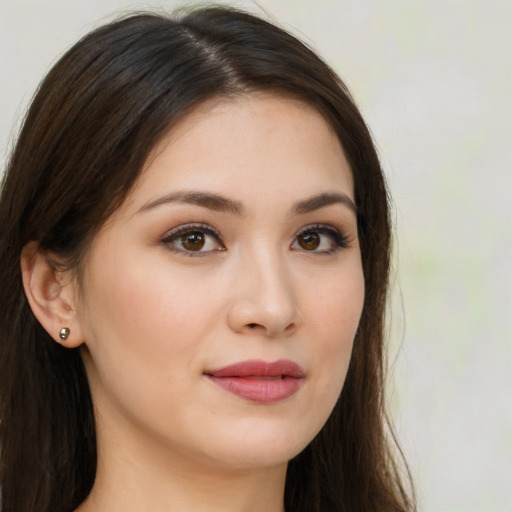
[205, 359, 305, 404]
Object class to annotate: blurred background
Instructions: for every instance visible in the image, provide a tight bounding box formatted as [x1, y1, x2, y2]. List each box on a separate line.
[1, 0, 510, 510]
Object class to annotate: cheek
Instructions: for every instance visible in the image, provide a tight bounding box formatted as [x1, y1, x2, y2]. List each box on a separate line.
[78, 246, 218, 409]
[77, 248, 225, 445]
[305, 262, 364, 337]
[83, 246, 212, 351]
[304, 265, 364, 397]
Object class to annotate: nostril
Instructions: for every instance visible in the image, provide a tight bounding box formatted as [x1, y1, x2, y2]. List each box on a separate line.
[284, 323, 295, 332]
[248, 323, 258, 329]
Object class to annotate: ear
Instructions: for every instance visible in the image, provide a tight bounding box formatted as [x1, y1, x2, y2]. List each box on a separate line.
[20, 242, 84, 348]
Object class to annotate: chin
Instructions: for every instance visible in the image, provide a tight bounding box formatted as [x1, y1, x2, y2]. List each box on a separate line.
[196, 417, 322, 470]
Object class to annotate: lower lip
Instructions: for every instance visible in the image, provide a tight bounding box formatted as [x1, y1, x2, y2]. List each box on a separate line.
[207, 376, 303, 404]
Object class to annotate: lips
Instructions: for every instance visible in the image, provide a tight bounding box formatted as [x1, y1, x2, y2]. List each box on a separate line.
[205, 359, 305, 404]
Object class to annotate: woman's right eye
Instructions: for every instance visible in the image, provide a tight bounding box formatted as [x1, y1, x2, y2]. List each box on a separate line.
[161, 224, 225, 256]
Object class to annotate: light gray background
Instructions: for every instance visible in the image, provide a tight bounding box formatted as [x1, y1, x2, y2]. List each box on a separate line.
[1, 1, 510, 510]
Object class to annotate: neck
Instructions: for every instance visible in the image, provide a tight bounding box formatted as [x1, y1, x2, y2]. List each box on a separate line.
[75, 418, 287, 512]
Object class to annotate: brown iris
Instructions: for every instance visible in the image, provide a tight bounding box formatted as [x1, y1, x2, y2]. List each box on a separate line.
[181, 231, 205, 251]
[297, 231, 320, 250]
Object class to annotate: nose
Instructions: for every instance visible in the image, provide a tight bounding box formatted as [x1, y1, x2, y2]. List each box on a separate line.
[226, 251, 302, 338]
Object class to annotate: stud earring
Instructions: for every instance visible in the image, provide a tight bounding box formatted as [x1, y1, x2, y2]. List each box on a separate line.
[59, 327, 70, 341]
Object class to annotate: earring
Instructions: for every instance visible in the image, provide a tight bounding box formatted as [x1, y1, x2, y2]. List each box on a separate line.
[59, 327, 70, 341]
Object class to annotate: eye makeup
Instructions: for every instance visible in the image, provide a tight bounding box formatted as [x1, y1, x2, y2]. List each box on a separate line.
[160, 220, 350, 258]
[161, 222, 225, 257]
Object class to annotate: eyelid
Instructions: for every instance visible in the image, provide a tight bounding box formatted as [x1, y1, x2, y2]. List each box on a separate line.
[159, 221, 349, 257]
[160, 222, 225, 256]
[293, 223, 349, 252]
[161, 222, 222, 241]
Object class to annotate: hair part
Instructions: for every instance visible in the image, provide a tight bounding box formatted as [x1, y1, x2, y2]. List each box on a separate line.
[0, 6, 415, 511]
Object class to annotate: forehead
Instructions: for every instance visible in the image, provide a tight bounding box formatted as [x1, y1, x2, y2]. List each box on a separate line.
[126, 92, 354, 212]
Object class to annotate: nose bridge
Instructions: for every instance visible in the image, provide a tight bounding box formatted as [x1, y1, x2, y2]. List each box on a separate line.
[229, 242, 300, 336]
[251, 245, 293, 306]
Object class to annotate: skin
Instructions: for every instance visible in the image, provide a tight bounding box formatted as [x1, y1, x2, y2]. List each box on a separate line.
[23, 93, 365, 512]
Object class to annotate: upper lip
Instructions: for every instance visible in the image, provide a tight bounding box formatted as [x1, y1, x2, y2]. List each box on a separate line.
[205, 359, 305, 378]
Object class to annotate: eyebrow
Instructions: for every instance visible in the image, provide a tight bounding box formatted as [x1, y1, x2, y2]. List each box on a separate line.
[137, 190, 357, 216]
[292, 192, 357, 215]
[138, 191, 244, 216]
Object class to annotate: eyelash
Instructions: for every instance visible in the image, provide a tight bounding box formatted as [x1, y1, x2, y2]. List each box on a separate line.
[160, 222, 349, 257]
[161, 223, 224, 257]
[295, 224, 349, 254]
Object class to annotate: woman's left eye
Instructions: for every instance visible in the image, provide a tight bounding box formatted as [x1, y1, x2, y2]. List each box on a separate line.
[161, 224, 224, 256]
[292, 225, 348, 253]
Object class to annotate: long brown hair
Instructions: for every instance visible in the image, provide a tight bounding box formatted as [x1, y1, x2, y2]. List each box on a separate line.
[0, 6, 415, 512]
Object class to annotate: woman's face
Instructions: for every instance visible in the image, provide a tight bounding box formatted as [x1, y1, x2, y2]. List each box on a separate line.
[75, 93, 364, 471]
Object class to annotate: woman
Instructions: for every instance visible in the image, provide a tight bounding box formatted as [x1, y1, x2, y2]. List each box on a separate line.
[0, 6, 415, 512]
